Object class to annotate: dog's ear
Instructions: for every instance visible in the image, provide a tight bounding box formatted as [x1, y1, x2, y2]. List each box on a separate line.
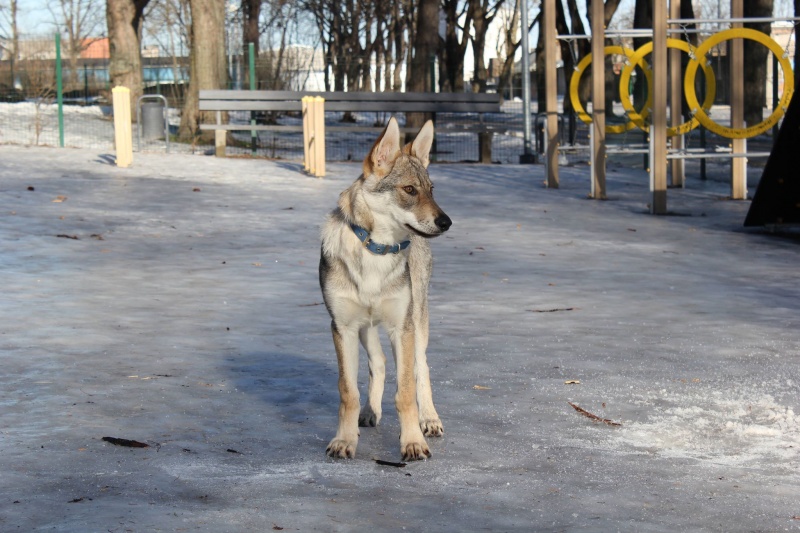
[404, 120, 433, 168]
[406, 120, 434, 168]
[364, 117, 401, 179]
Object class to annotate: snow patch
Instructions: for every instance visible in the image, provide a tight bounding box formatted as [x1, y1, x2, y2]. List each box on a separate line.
[613, 387, 800, 468]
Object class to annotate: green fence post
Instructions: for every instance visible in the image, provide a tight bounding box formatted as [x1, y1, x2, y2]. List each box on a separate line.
[55, 33, 64, 147]
[249, 42, 256, 156]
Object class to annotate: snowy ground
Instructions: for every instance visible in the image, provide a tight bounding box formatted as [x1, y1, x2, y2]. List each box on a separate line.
[1, 144, 799, 531]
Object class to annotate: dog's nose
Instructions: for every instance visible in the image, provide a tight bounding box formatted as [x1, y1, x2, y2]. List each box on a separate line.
[435, 213, 452, 232]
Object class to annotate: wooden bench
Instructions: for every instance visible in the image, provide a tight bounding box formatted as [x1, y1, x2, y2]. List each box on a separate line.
[198, 90, 504, 163]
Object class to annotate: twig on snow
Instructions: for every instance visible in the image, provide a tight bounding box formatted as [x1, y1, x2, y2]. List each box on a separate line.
[567, 402, 621, 427]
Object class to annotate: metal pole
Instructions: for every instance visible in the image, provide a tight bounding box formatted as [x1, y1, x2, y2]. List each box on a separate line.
[83, 64, 89, 105]
[669, 0, 685, 187]
[519, 0, 534, 163]
[55, 33, 64, 148]
[249, 42, 256, 156]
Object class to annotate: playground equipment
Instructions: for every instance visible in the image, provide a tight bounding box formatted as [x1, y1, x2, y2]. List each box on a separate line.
[540, 0, 798, 214]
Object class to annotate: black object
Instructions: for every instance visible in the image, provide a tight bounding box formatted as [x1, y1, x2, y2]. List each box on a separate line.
[744, 90, 800, 226]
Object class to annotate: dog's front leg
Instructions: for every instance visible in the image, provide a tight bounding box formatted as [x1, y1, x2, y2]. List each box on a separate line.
[389, 323, 431, 461]
[326, 320, 360, 459]
[358, 326, 385, 427]
[414, 315, 444, 437]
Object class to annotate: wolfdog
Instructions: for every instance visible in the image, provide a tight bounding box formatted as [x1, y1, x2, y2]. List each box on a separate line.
[319, 117, 452, 461]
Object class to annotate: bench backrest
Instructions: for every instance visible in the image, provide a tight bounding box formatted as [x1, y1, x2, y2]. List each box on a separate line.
[198, 90, 501, 114]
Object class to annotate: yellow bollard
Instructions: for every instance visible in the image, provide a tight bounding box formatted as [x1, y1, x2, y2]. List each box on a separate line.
[301, 96, 325, 177]
[312, 97, 325, 178]
[112, 87, 133, 168]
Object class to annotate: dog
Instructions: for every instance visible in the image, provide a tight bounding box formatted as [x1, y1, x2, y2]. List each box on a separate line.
[319, 117, 452, 461]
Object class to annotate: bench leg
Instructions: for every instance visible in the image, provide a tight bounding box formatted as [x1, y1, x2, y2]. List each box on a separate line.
[478, 132, 493, 164]
[215, 130, 226, 157]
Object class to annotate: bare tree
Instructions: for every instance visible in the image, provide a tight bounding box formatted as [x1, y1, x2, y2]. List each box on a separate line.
[441, 0, 472, 92]
[495, 0, 538, 102]
[257, 1, 298, 90]
[107, 0, 151, 112]
[242, 0, 260, 83]
[142, 0, 190, 104]
[0, 0, 20, 89]
[405, 0, 438, 130]
[469, 0, 506, 93]
[303, 0, 412, 93]
[49, 0, 103, 91]
[178, 0, 228, 142]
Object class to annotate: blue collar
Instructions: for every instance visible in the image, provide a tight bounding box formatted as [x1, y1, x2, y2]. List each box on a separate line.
[350, 223, 411, 255]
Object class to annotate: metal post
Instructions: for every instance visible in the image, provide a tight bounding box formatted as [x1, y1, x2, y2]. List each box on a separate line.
[651, 0, 668, 214]
[249, 42, 257, 156]
[669, 0, 685, 187]
[55, 33, 64, 148]
[590, 0, 606, 198]
[700, 77, 707, 179]
[83, 64, 89, 105]
[519, 0, 534, 163]
[544, 0, 559, 187]
[730, 0, 746, 199]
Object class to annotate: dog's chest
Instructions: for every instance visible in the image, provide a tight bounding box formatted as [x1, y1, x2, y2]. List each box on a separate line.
[351, 252, 407, 303]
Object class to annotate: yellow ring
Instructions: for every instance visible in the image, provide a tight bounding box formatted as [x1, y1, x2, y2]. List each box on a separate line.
[569, 46, 645, 134]
[619, 39, 716, 136]
[684, 28, 795, 139]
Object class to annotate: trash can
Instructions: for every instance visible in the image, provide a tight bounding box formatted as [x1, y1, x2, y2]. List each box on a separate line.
[141, 102, 165, 140]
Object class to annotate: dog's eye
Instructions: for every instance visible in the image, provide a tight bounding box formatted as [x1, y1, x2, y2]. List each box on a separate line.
[403, 186, 417, 195]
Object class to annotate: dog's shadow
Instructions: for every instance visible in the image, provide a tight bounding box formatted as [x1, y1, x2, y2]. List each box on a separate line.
[226, 350, 403, 461]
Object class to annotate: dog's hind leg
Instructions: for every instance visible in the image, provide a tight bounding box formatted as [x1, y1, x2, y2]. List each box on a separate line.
[358, 325, 385, 427]
[326, 320, 361, 459]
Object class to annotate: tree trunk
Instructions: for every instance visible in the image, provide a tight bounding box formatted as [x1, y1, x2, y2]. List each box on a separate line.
[407, 0, 439, 128]
[8, 0, 19, 87]
[469, 0, 489, 93]
[496, 0, 521, 102]
[178, 0, 228, 142]
[106, 0, 149, 114]
[242, 0, 260, 87]
[632, 0, 652, 115]
[442, 0, 470, 93]
[393, 1, 411, 92]
[743, 0, 773, 128]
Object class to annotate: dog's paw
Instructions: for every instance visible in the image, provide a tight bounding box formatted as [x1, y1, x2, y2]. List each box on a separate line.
[326, 438, 357, 459]
[400, 440, 431, 461]
[420, 419, 443, 437]
[420, 418, 444, 437]
[359, 405, 381, 427]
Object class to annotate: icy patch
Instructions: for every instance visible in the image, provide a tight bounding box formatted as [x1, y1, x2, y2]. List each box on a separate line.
[612, 388, 800, 468]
